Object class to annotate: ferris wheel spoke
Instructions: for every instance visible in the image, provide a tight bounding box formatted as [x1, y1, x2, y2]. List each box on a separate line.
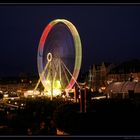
[61, 60, 70, 87]
[45, 58, 62, 90]
[52, 58, 64, 90]
[45, 64, 50, 82]
[57, 59, 62, 84]
[52, 59, 59, 83]
[61, 60, 80, 89]
[34, 60, 50, 92]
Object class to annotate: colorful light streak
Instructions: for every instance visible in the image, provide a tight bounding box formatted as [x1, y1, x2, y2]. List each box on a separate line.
[37, 19, 82, 92]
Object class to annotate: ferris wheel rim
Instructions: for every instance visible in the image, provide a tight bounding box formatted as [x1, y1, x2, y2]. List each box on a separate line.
[37, 19, 82, 91]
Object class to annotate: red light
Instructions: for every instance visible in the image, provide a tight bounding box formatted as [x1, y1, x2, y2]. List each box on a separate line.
[40, 23, 53, 48]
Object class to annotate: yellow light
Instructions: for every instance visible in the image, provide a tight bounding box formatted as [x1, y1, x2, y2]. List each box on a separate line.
[57, 129, 64, 135]
[44, 89, 61, 97]
[62, 95, 65, 98]
[44, 80, 62, 97]
[54, 80, 61, 89]
[45, 80, 50, 84]
[24, 90, 40, 97]
[101, 87, 106, 90]
[45, 80, 61, 89]
[53, 89, 61, 96]
[4, 94, 8, 98]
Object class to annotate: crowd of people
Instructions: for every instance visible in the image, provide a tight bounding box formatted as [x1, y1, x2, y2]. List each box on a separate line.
[1, 96, 140, 135]
[0, 97, 73, 135]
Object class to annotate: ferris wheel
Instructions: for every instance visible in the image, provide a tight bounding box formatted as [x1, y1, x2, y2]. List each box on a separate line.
[34, 19, 82, 99]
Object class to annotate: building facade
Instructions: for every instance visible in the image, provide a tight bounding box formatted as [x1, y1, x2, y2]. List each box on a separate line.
[87, 62, 114, 91]
[87, 59, 140, 92]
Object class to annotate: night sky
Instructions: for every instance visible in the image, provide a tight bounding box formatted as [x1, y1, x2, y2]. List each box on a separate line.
[1, 4, 140, 77]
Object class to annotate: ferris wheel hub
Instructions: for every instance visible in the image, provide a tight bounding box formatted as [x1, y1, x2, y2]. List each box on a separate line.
[47, 52, 52, 62]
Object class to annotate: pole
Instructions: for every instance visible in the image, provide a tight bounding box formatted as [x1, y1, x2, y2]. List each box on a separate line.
[79, 89, 82, 113]
[74, 86, 76, 103]
[84, 87, 86, 113]
[79, 82, 86, 113]
[50, 63, 53, 101]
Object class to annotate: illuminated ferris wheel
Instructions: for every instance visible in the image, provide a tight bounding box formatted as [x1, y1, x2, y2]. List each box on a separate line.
[34, 19, 82, 99]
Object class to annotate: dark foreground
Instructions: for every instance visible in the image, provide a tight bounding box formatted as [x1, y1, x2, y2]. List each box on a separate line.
[0, 97, 140, 135]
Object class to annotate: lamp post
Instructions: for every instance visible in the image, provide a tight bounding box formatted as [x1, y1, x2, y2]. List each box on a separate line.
[79, 82, 86, 113]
